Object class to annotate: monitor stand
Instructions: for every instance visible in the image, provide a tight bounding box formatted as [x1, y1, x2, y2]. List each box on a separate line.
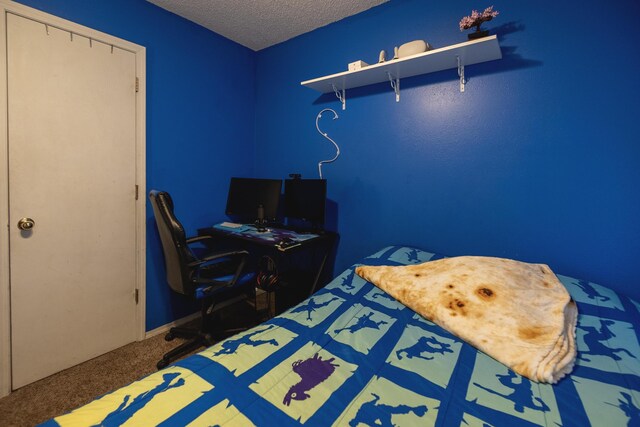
[255, 204, 267, 232]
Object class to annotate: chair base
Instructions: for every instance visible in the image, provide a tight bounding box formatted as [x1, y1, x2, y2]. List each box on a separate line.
[156, 326, 213, 370]
[156, 300, 260, 370]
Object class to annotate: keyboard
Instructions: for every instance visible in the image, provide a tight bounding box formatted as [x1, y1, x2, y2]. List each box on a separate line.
[218, 221, 243, 229]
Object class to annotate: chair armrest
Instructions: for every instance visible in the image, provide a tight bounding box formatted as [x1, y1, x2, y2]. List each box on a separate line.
[189, 250, 251, 289]
[187, 250, 249, 268]
[186, 235, 213, 244]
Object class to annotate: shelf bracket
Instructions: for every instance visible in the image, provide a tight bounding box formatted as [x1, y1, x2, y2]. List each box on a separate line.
[387, 72, 400, 102]
[331, 84, 346, 110]
[457, 56, 465, 93]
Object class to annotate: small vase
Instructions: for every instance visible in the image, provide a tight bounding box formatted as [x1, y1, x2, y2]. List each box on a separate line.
[468, 30, 489, 40]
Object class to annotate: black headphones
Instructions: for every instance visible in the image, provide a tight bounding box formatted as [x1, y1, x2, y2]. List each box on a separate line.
[257, 255, 279, 290]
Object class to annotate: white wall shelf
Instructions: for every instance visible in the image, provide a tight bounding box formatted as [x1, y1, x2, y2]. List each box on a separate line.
[301, 35, 502, 109]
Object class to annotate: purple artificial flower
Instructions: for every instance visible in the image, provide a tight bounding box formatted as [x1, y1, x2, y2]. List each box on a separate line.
[459, 6, 499, 32]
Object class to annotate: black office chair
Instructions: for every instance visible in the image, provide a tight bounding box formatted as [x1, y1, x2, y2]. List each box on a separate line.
[149, 190, 256, 369]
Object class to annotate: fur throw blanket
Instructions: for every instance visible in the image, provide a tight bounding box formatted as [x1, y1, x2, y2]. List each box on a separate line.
[355, 256, 577, 383]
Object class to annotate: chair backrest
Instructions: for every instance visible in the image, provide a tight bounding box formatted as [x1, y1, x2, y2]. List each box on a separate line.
[149, 190, 196, 296]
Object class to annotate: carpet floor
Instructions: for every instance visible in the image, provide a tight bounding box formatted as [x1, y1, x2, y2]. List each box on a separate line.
[0, 331, 197, 426]
[0, 298, 263, 426]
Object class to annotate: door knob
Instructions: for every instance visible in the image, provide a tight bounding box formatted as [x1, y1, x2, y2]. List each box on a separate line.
[17, 217, 35, 230]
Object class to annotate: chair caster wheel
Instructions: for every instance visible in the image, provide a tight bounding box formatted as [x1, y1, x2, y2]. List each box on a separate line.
[157, 360, 169, 370]
[165, 332, 175, 341]
[203, 333, 215, 346]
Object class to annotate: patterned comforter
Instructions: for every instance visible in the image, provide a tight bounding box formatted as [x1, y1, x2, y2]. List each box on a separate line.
[43, 246, 640, 426]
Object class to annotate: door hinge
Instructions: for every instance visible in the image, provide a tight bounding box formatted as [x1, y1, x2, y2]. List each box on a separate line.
[135, 289, 139, 304]
[135, 77, 139, 93]
[135, 184, 139, 200]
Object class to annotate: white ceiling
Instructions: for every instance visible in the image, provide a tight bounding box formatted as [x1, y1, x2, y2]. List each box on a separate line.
[147, 0, 388, 51]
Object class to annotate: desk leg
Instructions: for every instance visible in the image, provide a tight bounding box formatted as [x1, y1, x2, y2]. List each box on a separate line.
[254, 288, 276, 319]
[308, 250, 330, 297]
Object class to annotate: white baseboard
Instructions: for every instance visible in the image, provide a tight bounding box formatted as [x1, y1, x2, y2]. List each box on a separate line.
[144, 312, 200, 339]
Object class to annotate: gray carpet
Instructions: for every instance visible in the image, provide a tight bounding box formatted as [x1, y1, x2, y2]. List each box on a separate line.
[0, 332, 197, 426]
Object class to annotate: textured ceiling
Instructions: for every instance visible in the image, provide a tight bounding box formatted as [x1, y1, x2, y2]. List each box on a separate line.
[147, 0, 388, 51]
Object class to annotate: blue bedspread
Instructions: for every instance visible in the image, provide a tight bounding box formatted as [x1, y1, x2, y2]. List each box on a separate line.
[44, 246, 640, 426]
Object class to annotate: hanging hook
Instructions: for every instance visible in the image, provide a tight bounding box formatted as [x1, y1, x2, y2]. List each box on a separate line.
[315, 108, 340, 179]
[44, 24, 49, 36]
[70, 32, 74, 42]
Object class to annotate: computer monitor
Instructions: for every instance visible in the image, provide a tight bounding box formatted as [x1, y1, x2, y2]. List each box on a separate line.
[284, 179, 327, 226]
[225, 177, 282, 223]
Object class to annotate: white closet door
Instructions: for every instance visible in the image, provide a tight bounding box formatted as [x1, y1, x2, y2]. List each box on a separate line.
[7, 13, 138, 388]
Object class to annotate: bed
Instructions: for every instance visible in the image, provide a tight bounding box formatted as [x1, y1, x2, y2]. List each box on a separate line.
[42, 246, 640, 426]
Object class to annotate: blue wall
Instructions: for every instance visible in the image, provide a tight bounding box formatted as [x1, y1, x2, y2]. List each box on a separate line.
[13, 0, 640, 331]
[15, 0, 257, 330]
[255, 0, 640, 299]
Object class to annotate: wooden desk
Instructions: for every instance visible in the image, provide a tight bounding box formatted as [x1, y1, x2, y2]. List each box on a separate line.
[198, 224, 338, 314]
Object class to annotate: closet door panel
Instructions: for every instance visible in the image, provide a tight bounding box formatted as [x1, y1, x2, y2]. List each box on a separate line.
[7, 13, 138, 388]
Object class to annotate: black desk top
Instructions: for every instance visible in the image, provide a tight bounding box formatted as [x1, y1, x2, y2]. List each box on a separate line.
[199, 223, 335, 252]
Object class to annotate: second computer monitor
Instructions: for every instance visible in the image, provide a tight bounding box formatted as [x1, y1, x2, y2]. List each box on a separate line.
[225, 177, 282, 223]
[284, 179, 327, 226]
